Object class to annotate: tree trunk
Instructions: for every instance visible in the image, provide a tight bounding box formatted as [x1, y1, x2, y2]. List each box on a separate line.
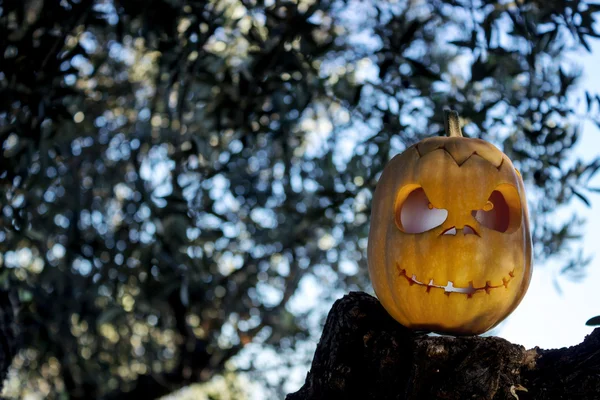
[287, 292, 600, 400]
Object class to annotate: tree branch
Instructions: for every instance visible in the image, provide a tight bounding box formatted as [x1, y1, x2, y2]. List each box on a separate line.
[287, 292, 600, 400]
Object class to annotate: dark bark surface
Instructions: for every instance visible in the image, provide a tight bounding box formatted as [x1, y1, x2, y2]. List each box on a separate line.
[287, 292, 600, 400]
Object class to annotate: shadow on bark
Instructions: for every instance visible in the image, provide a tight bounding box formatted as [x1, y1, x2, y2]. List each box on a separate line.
[287, 292, 600, 400]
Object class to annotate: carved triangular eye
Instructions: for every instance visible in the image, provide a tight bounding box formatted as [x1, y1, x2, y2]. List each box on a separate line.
[472, 190, 514, 232]
[396, 188, 448, 233]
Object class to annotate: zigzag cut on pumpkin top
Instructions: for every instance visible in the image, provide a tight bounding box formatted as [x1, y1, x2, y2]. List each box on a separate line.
[413, 137, 505, 170]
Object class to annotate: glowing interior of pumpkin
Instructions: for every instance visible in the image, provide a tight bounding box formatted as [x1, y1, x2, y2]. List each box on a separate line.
[398, 185, 521, 236]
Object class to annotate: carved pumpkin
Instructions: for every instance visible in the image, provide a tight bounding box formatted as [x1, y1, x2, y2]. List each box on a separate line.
[367, 111, 532, 335]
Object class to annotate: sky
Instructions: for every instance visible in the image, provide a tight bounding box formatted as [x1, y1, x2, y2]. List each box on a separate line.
[497, 41, 600, 349]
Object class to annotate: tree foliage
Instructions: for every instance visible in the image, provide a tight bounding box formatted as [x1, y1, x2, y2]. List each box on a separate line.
[0, 0, 599, 398]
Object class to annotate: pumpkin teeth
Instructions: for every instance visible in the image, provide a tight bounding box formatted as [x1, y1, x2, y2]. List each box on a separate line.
[484, 281, 493, 294]
[396, 263, 514, 295]
[443, 281, 476, 295]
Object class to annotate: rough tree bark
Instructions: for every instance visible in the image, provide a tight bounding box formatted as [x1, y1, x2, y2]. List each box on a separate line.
[287, 292, 600, 400]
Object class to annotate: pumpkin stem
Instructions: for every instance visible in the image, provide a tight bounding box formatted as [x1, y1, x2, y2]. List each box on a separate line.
[444, 109, 463, 138]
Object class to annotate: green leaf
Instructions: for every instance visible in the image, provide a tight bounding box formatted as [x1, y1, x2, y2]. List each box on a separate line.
[586, 4, 600, 13]
[450, 40, 475, 49]
[405, 58, 441, 81]
[483, 9, 500, 47]
[585, 315, 600, 326]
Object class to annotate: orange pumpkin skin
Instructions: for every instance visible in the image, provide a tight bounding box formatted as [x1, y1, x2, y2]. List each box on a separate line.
[367, 123, 532, 335]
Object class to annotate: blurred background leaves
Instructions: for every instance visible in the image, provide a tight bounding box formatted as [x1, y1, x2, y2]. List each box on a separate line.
[1, 0, 600, 398]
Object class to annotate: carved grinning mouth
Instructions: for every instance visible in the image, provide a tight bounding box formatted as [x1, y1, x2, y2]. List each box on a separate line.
[396, 263, 515, 297]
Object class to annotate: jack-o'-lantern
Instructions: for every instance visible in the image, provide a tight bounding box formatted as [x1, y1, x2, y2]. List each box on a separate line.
[367, 110, 532, 335]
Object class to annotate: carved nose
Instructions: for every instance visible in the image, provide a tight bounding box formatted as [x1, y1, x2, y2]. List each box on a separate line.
[442, 227, 457, 235]
[463, 225, 477, 235]
[441, 226, 478, 236]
